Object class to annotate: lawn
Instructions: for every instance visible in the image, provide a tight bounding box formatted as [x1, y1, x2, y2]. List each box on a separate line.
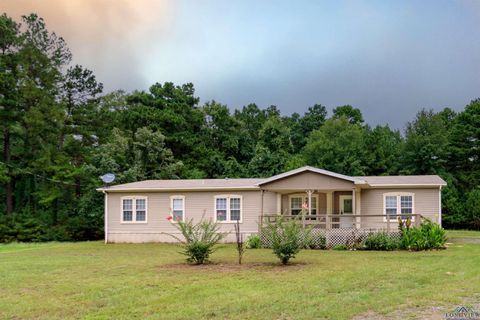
[1, 232, 479, 320]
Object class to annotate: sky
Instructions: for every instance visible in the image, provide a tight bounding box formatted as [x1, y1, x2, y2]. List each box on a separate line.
[2, 0, 480, 129]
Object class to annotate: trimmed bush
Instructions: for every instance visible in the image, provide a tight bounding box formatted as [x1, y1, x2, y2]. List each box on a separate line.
[170, 218, 226, 264]
[246, 234, 262, 249]
[262, 217, 310, 264]
[363, 232, 399, 251]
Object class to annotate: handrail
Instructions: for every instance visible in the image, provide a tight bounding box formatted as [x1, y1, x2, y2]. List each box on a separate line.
[259, 213, 423, 231]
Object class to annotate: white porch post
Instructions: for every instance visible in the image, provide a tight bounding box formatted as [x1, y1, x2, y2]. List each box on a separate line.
[352, 189, 356, 229]
[307, 190, 312, 216]
[326, 191, 333, 229]
[355, 188, 361, 229]
[276, 193, 282, 215]
[352, 189, 356, 216]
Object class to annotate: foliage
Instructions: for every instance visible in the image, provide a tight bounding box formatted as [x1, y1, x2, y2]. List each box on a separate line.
[0, 12, 480, 242]
[363, 232, 399, 251]
[169, 218, 225, 264]
[246, 234, 262, 249]
[332, 244, 348, 250]
[303, 117, 367, 175]
[262, 217, 310, 264]
[399, 219, 447, 251]
[305, 232, 327, 249]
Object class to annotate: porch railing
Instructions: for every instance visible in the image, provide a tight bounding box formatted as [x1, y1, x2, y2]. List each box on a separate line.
[260, 213, 422, 232]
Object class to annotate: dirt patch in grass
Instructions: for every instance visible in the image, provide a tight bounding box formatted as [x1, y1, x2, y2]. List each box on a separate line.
[353, 295, 480, 320]
[449, 238, 480, 244]
[158, 261, 306, 273]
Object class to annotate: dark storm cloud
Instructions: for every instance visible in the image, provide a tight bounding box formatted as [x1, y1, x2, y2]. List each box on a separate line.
[2, 0, 480, 129]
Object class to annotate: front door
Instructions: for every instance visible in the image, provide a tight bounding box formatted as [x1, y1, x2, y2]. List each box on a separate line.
[339, 195, 353, 228]
[339, 195, 353, 215]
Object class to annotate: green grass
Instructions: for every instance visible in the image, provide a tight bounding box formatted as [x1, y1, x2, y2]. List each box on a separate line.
[1, 235, 479, 320]
[446, 229, 480, 239]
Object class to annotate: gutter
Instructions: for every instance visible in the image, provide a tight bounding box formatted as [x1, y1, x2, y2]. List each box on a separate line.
[96, 186, 260, 192]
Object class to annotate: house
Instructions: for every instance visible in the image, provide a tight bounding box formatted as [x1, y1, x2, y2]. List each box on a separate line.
[97, 166, 446, 243]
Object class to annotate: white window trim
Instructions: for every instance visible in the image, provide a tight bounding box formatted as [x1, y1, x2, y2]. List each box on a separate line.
[339, 195, 353, 214]
[383, 192, 415, 222]
[170, 195, 185, 223]
[121, 196, 148, 224]
[214, 195, 243, 223]
[288, 193, 319, 215]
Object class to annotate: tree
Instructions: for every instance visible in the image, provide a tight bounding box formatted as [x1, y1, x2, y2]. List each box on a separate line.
[303, 117, 367, 176]
[364, 125, 402, 175]
[0, 13, 21, 215]
[332, 105, 364, 124]
[0, 13, 71, 215]
[449, 100, 480, 191]
[401, 109, 449, 175]
[287, 104, 328, 152]
[248, 116, 293, 177]
[124, 82, 205, 177]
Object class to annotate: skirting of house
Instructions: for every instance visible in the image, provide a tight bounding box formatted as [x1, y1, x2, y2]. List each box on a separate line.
[106, 231, 258, 243]
[259, 228, 401, 248]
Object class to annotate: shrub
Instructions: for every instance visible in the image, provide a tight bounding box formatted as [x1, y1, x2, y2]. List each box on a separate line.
[364, 232, 399, 251]
[263, 217, 310, 264]
[305, 232, 326, 249]
[170, 218, 225, 264]
[399, 218, 447, 251]
[246, 234, 262, 249]
[332, 244, 348, 250]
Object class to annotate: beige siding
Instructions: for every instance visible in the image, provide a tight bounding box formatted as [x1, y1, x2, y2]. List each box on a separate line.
[262, 191, 278, 214]
[260, 171, 354, 190]
[360, 188, 440, 229]
[106, 190, 274, 243]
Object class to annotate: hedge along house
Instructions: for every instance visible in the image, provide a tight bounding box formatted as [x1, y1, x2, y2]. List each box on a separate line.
[97, 166, 446, 244]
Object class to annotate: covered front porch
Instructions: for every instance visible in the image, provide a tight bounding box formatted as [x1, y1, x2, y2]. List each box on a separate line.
[257, 167, 421, 232]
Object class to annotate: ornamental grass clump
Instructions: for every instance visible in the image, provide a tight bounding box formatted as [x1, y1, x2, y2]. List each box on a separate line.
[169, 217, 225, 264]
[263, 217, 310, 265]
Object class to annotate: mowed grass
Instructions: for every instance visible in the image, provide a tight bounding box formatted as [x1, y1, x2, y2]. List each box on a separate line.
[1, 232, 479, 320]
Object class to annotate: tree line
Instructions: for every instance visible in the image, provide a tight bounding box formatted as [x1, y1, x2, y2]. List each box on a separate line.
[0, 13, 479, 241]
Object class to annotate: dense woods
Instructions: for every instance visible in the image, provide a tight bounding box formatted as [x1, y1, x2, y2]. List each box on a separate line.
[1, 13, 479, 241]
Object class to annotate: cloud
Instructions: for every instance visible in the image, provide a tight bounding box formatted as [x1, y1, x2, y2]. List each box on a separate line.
[2, 0, 172, 91]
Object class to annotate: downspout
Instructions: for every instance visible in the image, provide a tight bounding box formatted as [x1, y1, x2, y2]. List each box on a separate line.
[439, 186, 442, 227]
[103, 190, 108, 244]
[260, 190, 264, 230]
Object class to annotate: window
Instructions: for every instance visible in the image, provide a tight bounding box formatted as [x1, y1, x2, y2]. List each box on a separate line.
[289, 194, 318, 216]
[215, 195, 242, 222]
[385, 196, 397, 220]
[121, 197, 148, 223]
[384, 193, 414, 221]
[400, 195, 413, 219]
[290, 197, 303, 215]
[170, 196, 185, 222]
[122, 199, 133, 221]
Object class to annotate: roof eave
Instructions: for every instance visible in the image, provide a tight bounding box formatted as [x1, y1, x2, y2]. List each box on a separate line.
[96, 186, 261, 192]
[367, 183, 447, 188]
[257, 166, 364, 186]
